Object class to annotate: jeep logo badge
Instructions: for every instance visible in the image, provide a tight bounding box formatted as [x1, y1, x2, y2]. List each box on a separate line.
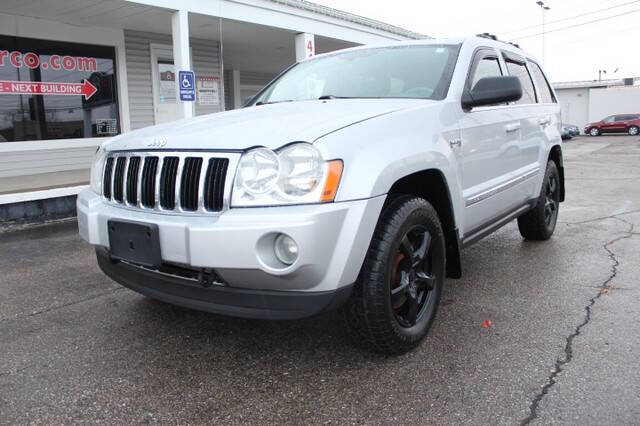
[147, 137, 167, 148]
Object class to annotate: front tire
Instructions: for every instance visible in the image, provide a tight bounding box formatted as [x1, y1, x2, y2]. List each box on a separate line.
[517, 160, 560, 241]
[341, 195, 445, 355]
[629, 126, 639, 136]
[589, 128, 600, 136]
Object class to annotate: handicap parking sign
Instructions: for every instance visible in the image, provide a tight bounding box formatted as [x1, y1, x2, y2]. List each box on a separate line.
[178, 70, 196, 102]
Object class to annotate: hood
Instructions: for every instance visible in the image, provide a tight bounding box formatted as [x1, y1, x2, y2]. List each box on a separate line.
[105, 98, 428, 152]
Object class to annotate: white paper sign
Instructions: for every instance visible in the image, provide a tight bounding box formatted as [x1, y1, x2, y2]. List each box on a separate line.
[197, 77, 220, 106]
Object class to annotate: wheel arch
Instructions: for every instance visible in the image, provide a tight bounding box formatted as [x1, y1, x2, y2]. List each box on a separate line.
[387, 169, 462, 279]
[548, 144, 565, 202]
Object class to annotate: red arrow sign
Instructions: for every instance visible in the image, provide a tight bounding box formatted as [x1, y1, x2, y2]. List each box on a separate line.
[0, 79, 97, 100]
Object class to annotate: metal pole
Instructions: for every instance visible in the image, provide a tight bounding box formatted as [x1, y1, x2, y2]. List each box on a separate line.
[542, 6, 547, 67]
[219, 17, 225, 111]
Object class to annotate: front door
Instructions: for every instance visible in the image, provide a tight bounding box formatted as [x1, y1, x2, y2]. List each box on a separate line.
[150, 44, 192, 124]
[600, 116, 618, 133]
[458, 48, 523, 233]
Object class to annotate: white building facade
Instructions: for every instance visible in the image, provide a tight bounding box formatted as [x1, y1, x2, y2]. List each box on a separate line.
[553, 78, 640, 132]
[0, 0, 425, 220]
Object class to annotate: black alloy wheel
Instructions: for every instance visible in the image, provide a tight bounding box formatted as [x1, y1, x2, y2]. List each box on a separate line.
[544, 172, 559, 227]
[341, 195, 445, 355]
[390, 225, 437, 328]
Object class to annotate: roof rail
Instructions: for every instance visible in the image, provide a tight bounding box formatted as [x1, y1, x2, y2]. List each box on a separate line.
[476, 33, 521, 50]
[476, 33, 497, 40]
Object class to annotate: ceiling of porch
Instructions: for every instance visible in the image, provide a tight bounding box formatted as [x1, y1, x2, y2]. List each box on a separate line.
[2, 0, 357, 74]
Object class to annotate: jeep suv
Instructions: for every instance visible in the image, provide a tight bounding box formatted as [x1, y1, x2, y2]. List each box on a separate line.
[78, 36, 564, 354]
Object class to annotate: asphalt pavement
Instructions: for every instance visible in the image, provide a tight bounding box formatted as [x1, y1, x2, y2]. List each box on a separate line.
[1, 135, 639, 425]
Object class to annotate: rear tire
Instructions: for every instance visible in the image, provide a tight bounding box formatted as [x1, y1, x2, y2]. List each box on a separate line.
[517, 161, 560, 241]
[341, 195, 445, 355]
[629, 126, 639, 136]
[589, 128, 600, 136]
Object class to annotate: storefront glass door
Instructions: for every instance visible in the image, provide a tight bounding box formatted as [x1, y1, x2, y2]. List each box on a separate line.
[150, 45, 190, 124]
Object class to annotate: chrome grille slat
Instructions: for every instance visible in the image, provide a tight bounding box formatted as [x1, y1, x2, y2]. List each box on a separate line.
[126, 156, 141, 205]
[160, 156, 179, 209]
[113, 157, 126, 203]
[102, 151, 237, 216]
[141, 156, 159, 208]
[204, 158, 229, 212]
[180, 157, 203, 211]
[102, 157, 114, 199]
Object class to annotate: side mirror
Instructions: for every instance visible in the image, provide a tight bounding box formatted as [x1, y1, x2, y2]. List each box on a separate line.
[462, 76, 522, 110]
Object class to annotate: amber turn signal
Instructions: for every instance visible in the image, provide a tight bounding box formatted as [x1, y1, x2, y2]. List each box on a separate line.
[320, 160, 343, 202]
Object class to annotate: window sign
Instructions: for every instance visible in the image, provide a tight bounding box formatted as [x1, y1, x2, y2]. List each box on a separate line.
[0, 35, 119, 142]
[158, 61, 175, 103]
[197, 76, 219, 106]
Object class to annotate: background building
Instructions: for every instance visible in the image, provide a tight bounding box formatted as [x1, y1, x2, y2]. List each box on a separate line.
[553, 77, 640, 131]
[0, 0, 426, 222]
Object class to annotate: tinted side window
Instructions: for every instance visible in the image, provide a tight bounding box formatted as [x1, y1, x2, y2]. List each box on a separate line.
[615, 116, 629, 122]
[471, 56, 502, 88]
[529, 61, 555, 103]
[505, 60, 536, 104]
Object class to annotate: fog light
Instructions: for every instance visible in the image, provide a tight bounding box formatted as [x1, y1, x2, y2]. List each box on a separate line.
[274, 234, 298, 265]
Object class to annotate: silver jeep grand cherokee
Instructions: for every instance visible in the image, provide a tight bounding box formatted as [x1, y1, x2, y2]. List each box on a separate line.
[78, 35, 564, 354]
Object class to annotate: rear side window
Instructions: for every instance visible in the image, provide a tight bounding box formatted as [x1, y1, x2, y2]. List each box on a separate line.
[471, 56, 502, 88]
[529, 61, 555, 104]
[615, 116, 628, 122]
[505, 60, 536, 105]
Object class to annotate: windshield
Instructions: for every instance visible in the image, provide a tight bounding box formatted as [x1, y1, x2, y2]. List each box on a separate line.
[252, 44, 460, 105]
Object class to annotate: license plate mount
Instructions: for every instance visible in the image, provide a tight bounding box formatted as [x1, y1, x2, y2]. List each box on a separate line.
[108, 220, 162, 268]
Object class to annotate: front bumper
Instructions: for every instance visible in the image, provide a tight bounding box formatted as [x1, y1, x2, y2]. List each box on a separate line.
[96, 248, 353, 319]
[78, 189, 385, 295]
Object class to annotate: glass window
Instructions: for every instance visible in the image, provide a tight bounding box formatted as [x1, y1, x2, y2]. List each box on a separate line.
[471, 56, 502, 88]
[0, 35, 119, 142]
[528, 61, 555, 104]
[604, 116, 615, 123]
[505, 60, 537, 105]
[253, 44, 461, 104]
[615, 115, 629, 122]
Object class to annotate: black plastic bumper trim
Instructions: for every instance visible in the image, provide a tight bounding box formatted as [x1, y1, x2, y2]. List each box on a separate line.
[96, 248, 352, 320]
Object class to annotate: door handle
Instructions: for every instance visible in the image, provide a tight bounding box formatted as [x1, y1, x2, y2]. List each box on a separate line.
[538, 117, 551, 126]
[505, 122, 521, 133]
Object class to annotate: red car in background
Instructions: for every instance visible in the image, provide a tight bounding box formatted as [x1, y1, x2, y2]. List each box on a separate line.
[585, 114, 640, 136]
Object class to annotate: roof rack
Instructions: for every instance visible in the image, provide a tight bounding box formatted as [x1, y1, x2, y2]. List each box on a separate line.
[476, 33, 497, 40]
[476, 33, 521, 49]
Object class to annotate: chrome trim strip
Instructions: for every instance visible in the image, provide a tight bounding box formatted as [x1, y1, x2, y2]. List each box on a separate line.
[466, 168, 540, 207]
[174, 156, 185, 211]
[102, 150, 240, 216]
[136, 154, 145, 209]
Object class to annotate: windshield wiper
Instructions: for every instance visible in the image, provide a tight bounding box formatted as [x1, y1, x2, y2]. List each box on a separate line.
[318, 95, 354, 100]
[255, 100, 294, 106]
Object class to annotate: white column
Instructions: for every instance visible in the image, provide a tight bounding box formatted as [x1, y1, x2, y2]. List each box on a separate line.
[232, 69, 242, 109]
[295, 33, 315, 62]
[171, 8, 194, 119]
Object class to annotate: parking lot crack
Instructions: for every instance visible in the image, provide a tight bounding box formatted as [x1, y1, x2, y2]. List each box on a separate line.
[521, 219, 635, 425]
[560, 208, 640, 226]
[1, 287, 124, 323]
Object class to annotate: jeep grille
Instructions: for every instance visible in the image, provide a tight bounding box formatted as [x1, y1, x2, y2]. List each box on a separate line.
[102, 151, 233, 214]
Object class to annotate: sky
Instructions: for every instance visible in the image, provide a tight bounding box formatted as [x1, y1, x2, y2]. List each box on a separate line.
[312, 0, 640, 83]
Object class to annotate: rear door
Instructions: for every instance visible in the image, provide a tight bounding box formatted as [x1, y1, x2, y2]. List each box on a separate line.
[525, 60, 561, 198]
[458, 48, 524, 233]
[499, 53, 547, 202]
[615, 114, 634, 133]
[612, 115, 630, 133]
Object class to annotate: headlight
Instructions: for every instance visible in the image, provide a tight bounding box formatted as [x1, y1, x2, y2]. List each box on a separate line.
[231, 143, 343, 207]
[90, 146, 107, 195]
